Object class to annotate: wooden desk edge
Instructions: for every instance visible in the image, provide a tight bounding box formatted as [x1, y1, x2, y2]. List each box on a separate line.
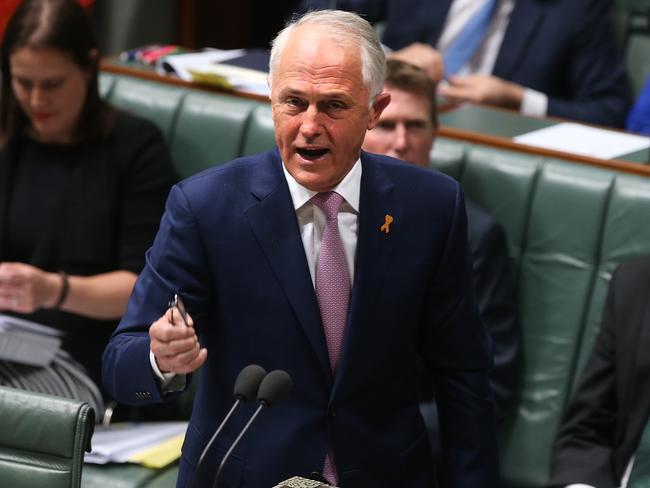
[100, 60, 270, 103]
[438, 126, 650, 178]
[101, 61, 650, 178]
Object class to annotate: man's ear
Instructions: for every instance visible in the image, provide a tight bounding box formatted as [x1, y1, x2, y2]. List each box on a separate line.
[368, 92, 391, 130]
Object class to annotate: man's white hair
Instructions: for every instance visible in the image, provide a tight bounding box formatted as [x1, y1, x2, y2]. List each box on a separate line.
[269, 9, 386, 104]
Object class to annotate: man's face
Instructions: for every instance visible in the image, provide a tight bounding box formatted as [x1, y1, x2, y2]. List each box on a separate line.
[362, 86, 435, 167]
[271, 27, 390, 192]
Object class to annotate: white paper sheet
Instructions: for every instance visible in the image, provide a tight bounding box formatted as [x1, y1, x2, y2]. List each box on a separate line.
[156, 49, 246, 81]
[513, 122, 650, 160]
[85, 421, 188, 464]
[0, 314, 62, 367]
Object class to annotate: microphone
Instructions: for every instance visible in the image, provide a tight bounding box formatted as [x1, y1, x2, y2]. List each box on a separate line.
[213, 369, 293, 488]
[190, 364, 267, 488]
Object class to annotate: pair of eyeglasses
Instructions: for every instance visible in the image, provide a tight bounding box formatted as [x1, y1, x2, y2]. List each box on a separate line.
[168, 293, 189, 327]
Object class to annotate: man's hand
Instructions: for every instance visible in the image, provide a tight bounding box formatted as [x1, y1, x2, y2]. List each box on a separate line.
[388, 42, 444, 82]
[150, 307, 207, 375]
[438, 74, 524, 109]
[0, 262, 62, 313]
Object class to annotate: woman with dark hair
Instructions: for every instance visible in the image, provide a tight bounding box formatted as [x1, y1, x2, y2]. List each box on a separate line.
[0, 0, 176, 409]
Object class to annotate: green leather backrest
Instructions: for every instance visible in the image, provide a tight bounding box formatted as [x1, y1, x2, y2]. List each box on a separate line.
[106, 76, 186, 139]
[0, 386, 93, 488]
[169, 91, 259, 178]
[462, 146, 543, 272]
[241, 103, 276, 156]
[573, 173, 650, 388]
[428, 136, 467, 181]
[429, 143, 650, 488]
[499, 161, 615, 488]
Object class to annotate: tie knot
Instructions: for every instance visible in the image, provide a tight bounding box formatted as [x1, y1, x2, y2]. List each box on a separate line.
[312, 191, 344, 221]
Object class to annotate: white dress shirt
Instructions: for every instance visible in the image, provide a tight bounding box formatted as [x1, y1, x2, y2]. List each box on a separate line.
[283, 159, 361, 286]
[150, 158, 363, 387]
[437, 0, 548, 117]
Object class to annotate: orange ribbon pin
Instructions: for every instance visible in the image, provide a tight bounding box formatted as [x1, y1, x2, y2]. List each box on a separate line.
[380, 214, 394, 234]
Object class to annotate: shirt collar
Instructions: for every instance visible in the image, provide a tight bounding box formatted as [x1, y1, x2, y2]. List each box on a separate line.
[282, 158, 362, 213]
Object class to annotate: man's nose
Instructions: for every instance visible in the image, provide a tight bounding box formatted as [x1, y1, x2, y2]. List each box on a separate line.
[299, 105, 323, 139]
[393, 124, 409, 151]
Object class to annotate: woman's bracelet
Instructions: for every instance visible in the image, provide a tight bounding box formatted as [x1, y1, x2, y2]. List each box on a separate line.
[53, 271, 69, 309]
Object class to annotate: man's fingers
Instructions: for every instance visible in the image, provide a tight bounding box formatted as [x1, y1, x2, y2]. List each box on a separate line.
[153, 335, 198, 358]
[157, 346, 207, 375]
[150, 316, 193, 342]
[179, 348, 208, 374]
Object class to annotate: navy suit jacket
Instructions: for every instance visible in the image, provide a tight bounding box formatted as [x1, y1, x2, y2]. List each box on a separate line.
[300, 0, 631, 127]
[102, 149, 498, 487]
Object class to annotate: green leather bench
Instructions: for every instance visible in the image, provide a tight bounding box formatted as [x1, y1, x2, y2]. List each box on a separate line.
[92, 71, 650, 488]
[428, 139, 650, 488]
[0, 386, 94, 487]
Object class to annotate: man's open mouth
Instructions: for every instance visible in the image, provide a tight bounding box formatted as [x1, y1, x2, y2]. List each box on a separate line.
[297, 147, 329, 160]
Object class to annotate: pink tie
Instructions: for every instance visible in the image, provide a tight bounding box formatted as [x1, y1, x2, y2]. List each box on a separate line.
[312, 191, 350, 486]
[313, 191, 350, 371]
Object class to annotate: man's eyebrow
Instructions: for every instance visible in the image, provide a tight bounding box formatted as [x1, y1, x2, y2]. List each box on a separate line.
[278, 88, 305, 98]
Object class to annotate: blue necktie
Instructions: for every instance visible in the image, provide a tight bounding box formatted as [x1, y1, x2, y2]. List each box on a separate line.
[443, 0, 498, 76]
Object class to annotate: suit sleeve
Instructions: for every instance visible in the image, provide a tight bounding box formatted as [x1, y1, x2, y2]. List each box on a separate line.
[545, 0, 630, 127]
[548, 267, 621, 488]
[102, 183, 212, 406]
[420, 184, 500, 487]
[469, 216, 520, 422]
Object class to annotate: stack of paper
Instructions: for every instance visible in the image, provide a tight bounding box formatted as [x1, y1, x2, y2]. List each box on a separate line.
[513, 122, 650, 160]
[0, 314, 62, 367]
[85, 421, 188, 468]
[157, 48, 270, 96]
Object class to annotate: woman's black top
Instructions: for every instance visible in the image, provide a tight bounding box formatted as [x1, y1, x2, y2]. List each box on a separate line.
[0, 113, 177, 387]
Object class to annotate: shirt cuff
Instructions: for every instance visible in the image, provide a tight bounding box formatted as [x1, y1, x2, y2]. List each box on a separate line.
[520, 88, 548, 117]
[149, 349, 186, 392]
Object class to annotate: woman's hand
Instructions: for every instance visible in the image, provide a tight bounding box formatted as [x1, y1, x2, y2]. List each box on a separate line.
[0, 262, 62, 313]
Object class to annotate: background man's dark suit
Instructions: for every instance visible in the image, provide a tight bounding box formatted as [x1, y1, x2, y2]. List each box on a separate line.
[466, 200, 519, 420]
[549, 257, 650, 488]
[300, 0, 630, 127]
[103, 149, 498, 487]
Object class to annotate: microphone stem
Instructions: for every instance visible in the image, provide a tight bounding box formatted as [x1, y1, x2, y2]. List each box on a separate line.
[190, 399, 241, 488]
[213, 403, 266, 488]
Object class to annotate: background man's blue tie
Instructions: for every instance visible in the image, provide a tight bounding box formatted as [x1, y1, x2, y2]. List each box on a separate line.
[443, 0, 498, 76]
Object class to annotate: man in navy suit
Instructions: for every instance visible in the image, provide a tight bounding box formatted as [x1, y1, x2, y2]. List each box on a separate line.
[299, 0, 630, 128]
[362, 58, 519, 470]
[102, 10, 498, 488]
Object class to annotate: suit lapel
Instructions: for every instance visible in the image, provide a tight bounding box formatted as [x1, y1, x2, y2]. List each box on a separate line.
[493, 0, 545, 79]
[246, 151, 331, 379]
[333, 153, 400, 394]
